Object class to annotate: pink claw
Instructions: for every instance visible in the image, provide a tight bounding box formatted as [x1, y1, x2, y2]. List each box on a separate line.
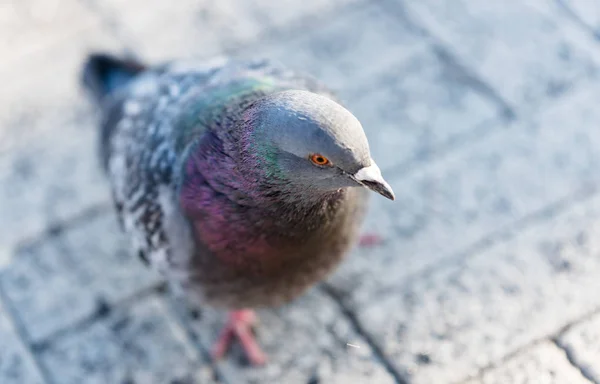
[211, 309, 267, 366]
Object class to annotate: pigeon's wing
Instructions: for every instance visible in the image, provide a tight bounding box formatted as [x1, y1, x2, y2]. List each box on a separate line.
[102, 57, 234, 275]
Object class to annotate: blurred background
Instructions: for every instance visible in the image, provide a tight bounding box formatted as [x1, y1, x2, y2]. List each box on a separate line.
[1, 0, 600, 383]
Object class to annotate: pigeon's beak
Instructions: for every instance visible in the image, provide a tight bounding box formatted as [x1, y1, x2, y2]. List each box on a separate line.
[353, 161, 395, 201]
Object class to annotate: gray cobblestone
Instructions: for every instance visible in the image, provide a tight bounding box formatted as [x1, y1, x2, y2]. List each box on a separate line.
[0, 213, 159, 343]
[331, 80, 600, 303]
[403, 0, 600, 113]
[0, 118, 110, 268]
[0, 8, 123, 264]
[324, 81, 600, 382]
[343, 48, 499, 171]
[558, 312, 600, 382]
[341, 185, 600, 383]
[464, 342, 593, 384]
[39, 295, 217, 384]
[176, 289, 395, 384]
[558, 0, 600, 33]
[0, 302, 45, 384]
[251, 3, 428, 95]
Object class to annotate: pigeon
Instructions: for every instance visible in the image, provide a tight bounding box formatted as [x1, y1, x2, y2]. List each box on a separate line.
[81, 53, 394, 365]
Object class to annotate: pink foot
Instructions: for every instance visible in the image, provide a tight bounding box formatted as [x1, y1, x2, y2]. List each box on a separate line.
[211, 309, 267, 365]
[359, 234, 383, 247]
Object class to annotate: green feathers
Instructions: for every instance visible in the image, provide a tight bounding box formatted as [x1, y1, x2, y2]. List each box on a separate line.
[256, 143, 285, 180]
[174, 78, 280, 154]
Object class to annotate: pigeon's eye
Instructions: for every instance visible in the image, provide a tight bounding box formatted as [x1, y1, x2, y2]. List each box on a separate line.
[310, 154, 331, 166]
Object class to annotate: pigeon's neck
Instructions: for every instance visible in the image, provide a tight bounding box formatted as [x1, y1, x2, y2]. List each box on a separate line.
[179, 128, 342, 219]
[172, 78, 281, 155]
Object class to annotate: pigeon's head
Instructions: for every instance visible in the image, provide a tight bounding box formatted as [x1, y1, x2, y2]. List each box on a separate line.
[244, 90, 394, 201]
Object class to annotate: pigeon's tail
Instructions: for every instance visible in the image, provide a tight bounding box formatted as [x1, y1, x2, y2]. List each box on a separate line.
[81, 53, 146, 103]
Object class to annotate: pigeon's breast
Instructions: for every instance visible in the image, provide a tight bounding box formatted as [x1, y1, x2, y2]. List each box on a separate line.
[180, 188, 368, 309]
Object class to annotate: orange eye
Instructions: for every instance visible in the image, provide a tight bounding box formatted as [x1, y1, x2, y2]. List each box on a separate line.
[310, 154, 331, 166]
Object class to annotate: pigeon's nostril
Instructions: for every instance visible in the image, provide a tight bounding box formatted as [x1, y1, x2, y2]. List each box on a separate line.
[360, 180, 379, 189]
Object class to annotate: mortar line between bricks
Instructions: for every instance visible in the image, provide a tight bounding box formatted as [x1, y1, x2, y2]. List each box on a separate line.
[551, 305, 600, 384]
[555, 308, 600, 340]
[29, 281, 167, 351]
[552, 338, 598, 384]
[163, 297, 227, 384]
[554, 0, 600, 40]
[397, 182, 600, 290]
[454, 339, 551, 384]
[377, 0, 517, 120]
[163, 287, 407, 384]
[12, 201, 112, 251]
[456, 306, 600, 384]
[321, 284, 409, 384]
[0, 281, 56, 384]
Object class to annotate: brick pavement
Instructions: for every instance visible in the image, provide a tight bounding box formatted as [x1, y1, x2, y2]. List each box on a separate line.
[1, 0, 600, 383]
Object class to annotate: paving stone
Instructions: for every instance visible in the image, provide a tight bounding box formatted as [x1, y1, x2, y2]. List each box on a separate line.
[249, 3, 428, 95]
[0, 117, 111, 268]
[39, 295, 217, 384]
[90, 0, 363, 62]
[403, 0, 600, 112]
[0, 301, 45, 384]
[342, 49, 499, 171]
[0, 10, 124, 261]
[0, 213, 159, 342]
[558, 312, 600, 382]
[464, 342, 593, 384]
[176, 289, 395, 384]
[330, 78, 600, 303]
[557, 0, 600, 34]
[0, 0, 121, 132]
[341, 183, 600, 383]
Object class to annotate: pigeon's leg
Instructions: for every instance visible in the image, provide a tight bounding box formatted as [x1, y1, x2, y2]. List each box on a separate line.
[211, 309, 267, 365]
[358, 233, 383, 247]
